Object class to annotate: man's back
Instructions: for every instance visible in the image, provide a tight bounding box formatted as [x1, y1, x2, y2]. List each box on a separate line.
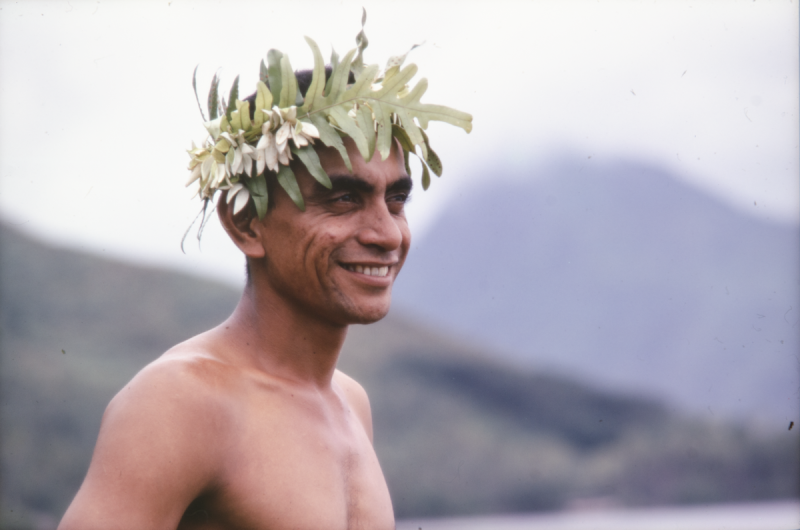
[60, 327, 395, 530]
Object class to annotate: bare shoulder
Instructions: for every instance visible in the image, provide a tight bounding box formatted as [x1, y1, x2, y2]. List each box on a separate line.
[59, 340, 238, 530]
[334, 369, 374, 441]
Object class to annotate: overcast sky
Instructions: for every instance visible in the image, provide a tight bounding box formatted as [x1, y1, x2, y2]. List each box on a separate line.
[1, 0, 797, 286]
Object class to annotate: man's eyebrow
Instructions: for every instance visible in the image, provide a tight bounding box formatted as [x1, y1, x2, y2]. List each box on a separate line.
[314, 174, 413, 195]
[387, 175, 413, 194]
[326, 174, 374, 193]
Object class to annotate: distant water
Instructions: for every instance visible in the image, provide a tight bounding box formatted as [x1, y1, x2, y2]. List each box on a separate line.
[396, 501, 800, 530]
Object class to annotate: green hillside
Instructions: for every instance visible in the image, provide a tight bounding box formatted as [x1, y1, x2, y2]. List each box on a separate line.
[1, 224, 797, 528]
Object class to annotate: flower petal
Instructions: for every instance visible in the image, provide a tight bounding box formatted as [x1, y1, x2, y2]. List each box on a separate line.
[227, 182, 244, 203]
[186, 164, 202, 187]
[233, 187, 251, 214]
[300, 121, 319, 139]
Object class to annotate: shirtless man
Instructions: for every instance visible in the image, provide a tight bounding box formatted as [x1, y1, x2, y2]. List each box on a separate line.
[59, 137, 404, 529]
[59, 19, 470, 530]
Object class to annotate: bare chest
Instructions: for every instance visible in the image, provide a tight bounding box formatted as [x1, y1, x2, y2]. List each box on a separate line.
[178, 391, 395, 530]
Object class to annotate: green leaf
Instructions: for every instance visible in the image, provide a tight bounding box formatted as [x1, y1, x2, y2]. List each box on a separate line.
[303, 57, 470, 174]
[192, 65, 206, 121]
[208, 72, 220, 120]
[391, 124, 415, 152]
[267, 49, 284, 105]
[355, 105, 375, 161]
[279, 55, 298, 109]
[382, 43, 421, 85]
[259, 59, 268, 84]
[328, 106, 369, 161]
[276, 164, 305, 211]
[394, 107, 426, 159]
[325, 48, 340, 97]
[255, 80, 272, 112]
[341, 64, 379, 102]
[230, 108, 242, 132]
[298, 37, 326, 115]
[238, 100, 251, 131]
[319, 49, 355, 106]
[420, 129, 442, 176]
[244, 173, 269, 219]
[420, 158, 431, 190]
[225, 75, 239, 121]
[292, 145, 331, 188]
[252, 82, 266, 129]
[352, 7, 369, 78]
[372, 101, 392, 161]
[403, 148, 411, 177]
[309, 114, 352, 172]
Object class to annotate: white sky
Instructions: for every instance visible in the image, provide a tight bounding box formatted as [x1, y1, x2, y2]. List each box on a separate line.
[1, 0, 797, 287]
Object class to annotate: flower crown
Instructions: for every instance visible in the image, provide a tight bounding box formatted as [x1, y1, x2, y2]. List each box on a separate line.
[186, 11, 472, 222]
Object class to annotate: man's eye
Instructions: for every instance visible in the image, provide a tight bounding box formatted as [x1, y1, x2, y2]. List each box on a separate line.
[333, 193, 355, 203]
[388, 193, 410, 205]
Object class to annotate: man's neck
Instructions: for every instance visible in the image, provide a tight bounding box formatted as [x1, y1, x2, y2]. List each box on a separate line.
[216, 280, 348, 389]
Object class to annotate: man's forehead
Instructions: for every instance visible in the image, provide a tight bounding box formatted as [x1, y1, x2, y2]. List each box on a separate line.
[312, 139, 410, 191]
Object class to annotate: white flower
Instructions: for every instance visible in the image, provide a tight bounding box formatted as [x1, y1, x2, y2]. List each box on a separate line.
[256, 129, 280, 173]
[290, 121, 319, 147]
[227, 182, 251, 215]
[222, 131, 256, 177]
[252, 105, 320, 175]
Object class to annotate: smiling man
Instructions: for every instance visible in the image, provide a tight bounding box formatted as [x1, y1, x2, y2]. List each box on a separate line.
[59, 16, 470, 530]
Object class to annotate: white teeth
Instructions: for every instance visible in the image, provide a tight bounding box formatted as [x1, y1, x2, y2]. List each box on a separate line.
[345, 264, 390, 277]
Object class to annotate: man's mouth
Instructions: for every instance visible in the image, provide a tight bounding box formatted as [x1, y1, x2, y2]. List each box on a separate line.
[342, 264, 390, 277]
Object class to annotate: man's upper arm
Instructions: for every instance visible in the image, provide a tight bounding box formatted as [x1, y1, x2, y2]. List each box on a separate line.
[59, 358, 225, 530]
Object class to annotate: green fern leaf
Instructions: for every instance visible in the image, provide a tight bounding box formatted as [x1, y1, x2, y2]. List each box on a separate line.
[259, 59, 268, 85]
[279, 55, 298, 109]
[225, 75, 240, 121]
[276, 164, 305, 211]
[308, 114, 352, 172]
[420, 159, 431, 190]
[244, 173, 269, 219]
[267, 49, 283, 105]
[208, 73, 220, 121]
[292, 145, 332, 189]
[192, 65, 206, 121]
[298, 37, 326, 116]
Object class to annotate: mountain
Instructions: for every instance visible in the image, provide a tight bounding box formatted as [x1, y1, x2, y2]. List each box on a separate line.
[1, 222, 796, 528]
[393, 156, 800, 422]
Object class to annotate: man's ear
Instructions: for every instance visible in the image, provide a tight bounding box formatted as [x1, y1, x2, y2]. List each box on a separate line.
[217, 192, 266, 258]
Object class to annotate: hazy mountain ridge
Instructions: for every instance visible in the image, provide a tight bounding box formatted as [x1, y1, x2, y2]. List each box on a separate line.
[1, 222, 796, 527]
[394, 156, 800, 421]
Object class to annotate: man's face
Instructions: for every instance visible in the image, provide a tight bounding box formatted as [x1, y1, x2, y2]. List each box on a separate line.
[255, 138, 412, 326]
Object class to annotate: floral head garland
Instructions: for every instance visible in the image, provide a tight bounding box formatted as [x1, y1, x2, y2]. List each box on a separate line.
[186, 11, 472, 222]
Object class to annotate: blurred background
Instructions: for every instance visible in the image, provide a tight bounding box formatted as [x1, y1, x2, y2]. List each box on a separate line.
[1, 1, 798, 528]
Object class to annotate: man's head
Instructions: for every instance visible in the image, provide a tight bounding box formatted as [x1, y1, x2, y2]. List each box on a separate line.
[218, 136, 411, 326]
[185, 15, 471, 324]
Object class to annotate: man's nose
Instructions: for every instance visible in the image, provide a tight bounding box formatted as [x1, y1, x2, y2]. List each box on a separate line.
[356, 200, 404, 251]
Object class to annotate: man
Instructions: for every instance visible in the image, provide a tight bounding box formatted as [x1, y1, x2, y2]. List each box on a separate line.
[59, 18, 470, 530]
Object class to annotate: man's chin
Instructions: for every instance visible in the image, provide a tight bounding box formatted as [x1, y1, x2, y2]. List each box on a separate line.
[332, 295, 393, 325]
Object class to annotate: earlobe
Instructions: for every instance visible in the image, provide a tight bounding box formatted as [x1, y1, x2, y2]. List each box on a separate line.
[217, 193, 266, 258]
